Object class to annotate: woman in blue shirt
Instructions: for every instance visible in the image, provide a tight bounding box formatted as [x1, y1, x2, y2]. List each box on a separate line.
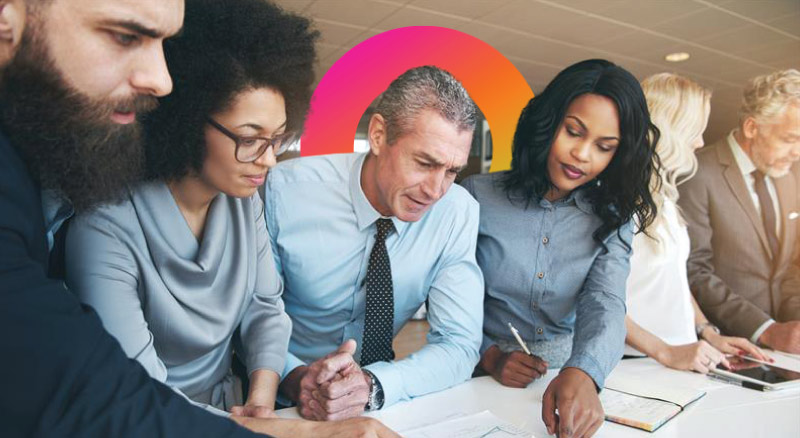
[462, 59, 660, 438]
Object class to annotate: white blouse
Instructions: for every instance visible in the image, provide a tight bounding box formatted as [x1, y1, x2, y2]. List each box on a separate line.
[625, 198, 697, 356]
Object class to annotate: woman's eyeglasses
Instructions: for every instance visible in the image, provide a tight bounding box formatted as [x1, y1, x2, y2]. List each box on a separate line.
[207, 118, 297, 163]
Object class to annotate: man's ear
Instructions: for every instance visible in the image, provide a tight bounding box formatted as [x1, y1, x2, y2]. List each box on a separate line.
[0, 1, 25, 65]
[367, 113, 387, 157]
[742, 116, 759, 141]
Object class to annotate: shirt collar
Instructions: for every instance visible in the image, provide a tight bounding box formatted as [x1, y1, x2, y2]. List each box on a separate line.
[538, 187, 593, 214]
[348, 152, 409, 235]
[41, 189, 74, 250]
[573, 189, 594, 214]
[728, 130, 757, 177]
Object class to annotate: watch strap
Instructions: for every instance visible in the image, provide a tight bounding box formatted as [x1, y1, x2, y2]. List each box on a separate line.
[695, 322, 720, 339]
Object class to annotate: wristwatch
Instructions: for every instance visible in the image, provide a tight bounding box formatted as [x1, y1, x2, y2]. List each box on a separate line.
[363, 369, 384, 412]
[695, 322, 720, 339]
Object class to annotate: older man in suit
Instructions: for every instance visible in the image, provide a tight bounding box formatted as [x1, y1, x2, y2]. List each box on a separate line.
[679, 69, 800, 354]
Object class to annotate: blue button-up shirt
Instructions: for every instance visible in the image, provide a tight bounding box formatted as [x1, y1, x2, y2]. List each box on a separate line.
[462, 172, 630, 388]
[264, 152, 484, 408]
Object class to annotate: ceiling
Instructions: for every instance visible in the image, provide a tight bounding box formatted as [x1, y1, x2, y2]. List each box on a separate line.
[274, 0, 800, 145]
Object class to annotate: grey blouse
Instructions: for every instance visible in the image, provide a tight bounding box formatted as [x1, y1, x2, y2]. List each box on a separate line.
[65, 182, 290, 414]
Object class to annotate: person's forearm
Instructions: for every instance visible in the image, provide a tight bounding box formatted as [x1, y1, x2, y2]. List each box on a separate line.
[625, 315, 671, 363]
[278, 366, 307, 403]
[247, 369, 280, 407]
[231, 416, 312, 436]
[690, 295, 709, 326]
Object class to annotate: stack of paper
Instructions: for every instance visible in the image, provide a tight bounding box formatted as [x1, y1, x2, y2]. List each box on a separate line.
[401, 410, 535, 438]
[601, 376, 706, 432]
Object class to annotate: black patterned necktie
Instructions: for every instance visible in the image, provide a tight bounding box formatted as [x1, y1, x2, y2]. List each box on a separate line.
[753, 170, 780, 259]
[361, 218, 396, 366]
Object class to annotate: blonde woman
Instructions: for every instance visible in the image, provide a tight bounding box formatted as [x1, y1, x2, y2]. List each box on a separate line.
[624, 73, 770, 372]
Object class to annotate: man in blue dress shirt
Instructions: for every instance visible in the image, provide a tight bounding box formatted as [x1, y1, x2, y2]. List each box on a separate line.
[0, 0, 397, 436]
[267, 66, 484, 420]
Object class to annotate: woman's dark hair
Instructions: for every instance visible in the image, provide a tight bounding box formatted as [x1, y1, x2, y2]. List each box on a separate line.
[144, 0, 318, 180]
[502, 59, 661, 248]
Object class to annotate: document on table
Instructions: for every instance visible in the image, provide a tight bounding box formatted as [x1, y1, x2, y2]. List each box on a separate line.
[401, 410, 535, 438]
[601, 376, 705, 432]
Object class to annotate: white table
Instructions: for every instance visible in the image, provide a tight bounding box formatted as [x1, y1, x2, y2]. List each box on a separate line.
[278, 357, 800, 437]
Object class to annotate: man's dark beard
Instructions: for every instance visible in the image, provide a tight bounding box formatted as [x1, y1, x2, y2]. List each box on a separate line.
[0, 25, 158, 212]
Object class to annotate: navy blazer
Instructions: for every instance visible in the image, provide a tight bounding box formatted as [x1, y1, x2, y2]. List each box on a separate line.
[0, 129, 263, 437]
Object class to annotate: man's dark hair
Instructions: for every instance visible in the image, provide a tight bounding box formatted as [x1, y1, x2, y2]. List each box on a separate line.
[375, 65, 477, 145]
[144, 0, 318, 181]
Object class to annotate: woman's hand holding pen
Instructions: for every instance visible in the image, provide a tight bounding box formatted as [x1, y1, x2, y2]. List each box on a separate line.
[480, 345, 548, 388]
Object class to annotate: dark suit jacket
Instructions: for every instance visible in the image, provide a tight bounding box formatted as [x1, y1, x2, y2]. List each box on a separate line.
[679, 136, 800, 339]
[0, 129, 262, 437]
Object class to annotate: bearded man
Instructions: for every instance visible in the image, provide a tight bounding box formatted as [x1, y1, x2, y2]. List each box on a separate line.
[679, 69, 800, 355]
[0, 1, 401, 437]
[0, 0, 250, 435]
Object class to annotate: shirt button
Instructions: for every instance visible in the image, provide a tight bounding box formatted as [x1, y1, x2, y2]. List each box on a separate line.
[537, 327, 544, 334]
[537, 272, 544, 279]
[532, 303, 537, 310]
[542, 237, 549, 244]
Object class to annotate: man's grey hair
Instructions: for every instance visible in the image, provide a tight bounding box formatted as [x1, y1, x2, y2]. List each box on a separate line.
[739, 69, 800, 125]
[375, 65, 477, 145]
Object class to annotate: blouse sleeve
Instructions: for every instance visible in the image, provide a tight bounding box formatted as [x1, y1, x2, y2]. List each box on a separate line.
[563, 221, 632, 389]
[236, 194, 291, 376]
[65, 211, 169, 383]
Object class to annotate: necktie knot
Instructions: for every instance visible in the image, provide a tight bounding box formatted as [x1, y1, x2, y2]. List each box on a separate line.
[375, 218, 395, 241]
[753, 169, 766, 183]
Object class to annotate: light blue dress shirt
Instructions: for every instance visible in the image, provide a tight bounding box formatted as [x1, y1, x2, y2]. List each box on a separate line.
[264, 152, 484, 408]
[462, 172, 630, 388]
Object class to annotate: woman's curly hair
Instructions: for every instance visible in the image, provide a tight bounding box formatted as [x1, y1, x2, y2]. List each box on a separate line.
[143, 0, 318, 181]
[502, 59, 661, 250]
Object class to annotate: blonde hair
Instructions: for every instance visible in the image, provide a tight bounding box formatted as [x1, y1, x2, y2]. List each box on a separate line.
[640, 73, 712, 244]
[739, 69, 800, 125]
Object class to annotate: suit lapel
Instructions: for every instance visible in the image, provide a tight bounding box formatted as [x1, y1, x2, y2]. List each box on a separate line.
[717, 141, 773, 258]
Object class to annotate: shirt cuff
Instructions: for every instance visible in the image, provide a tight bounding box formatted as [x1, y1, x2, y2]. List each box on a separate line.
[363, 361, 403, 409]
[281, 353, 306, 380]
[563, 352, 606, 390]
[246, 352, 285, 378]
[751, 319, 775, 345]
[275, 355, 306, 408]
[479, 334, 495, 356]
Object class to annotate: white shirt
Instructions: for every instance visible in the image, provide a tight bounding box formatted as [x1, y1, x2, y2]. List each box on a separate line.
[625, 198, 697, 356]
[728, 132, 782, 237]
[728, 132, 780, 343]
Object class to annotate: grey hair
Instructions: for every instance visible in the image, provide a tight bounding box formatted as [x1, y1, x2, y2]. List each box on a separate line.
[739, 69, 800, 125]
[375, 65, 477, 145]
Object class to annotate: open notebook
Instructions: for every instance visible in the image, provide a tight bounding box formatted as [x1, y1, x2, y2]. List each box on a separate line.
[600, 376, 706, 432]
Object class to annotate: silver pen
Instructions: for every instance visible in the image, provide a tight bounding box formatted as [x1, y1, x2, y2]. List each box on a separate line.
[508, 322, 532, 356]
